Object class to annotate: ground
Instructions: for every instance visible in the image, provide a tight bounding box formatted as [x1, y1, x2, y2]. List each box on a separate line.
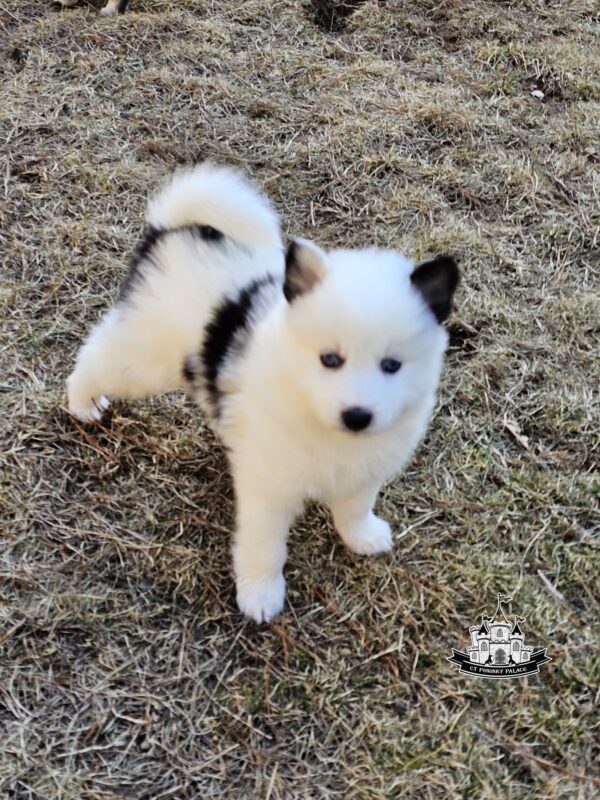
[1, 1, 598, 798]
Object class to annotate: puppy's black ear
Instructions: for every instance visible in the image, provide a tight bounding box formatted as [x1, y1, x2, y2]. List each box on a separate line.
[284, 239, 327, 303]
[410, 255, 460, 323]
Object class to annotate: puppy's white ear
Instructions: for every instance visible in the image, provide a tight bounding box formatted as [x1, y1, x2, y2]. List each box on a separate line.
[283, 239, 327, 302]
[410, 255, 460, 323]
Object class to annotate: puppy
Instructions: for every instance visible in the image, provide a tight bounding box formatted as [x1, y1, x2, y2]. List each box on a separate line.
[67, 164, 459, 622]
[56, 0, 128, 16]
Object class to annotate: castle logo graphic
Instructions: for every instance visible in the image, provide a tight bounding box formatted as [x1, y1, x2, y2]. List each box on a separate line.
[448, 593, 551, 679]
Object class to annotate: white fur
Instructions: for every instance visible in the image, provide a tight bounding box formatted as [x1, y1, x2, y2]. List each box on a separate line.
[55, 0, 129, 15]
[67, 165, 282, 421]
[99, 0, 122, 15]
[67, 163, 451, 623]
[146, 164, 281, 249]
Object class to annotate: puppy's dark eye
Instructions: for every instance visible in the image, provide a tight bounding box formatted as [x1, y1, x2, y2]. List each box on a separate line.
[381, 358, 402, 374]
[320, 352, 345, 369]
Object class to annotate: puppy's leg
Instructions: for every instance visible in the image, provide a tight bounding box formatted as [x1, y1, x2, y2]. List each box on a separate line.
[100, 0, 128, 15]
[232, 481, 294, 623]
[331, 484, 393, 555]
[67, 306, 184, 422]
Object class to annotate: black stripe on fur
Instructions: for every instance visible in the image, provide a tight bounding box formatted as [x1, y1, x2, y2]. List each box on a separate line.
[119, 224, 224, 302]
[200, 276, 276, 410]
[119, 224, 164, 301]
[191, 225, 224, 242]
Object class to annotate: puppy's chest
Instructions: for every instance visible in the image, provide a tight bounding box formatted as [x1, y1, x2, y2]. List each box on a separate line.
[298, 449, 391, 501]
[305, 438, 403, 500]
[226, 415, 406, 503]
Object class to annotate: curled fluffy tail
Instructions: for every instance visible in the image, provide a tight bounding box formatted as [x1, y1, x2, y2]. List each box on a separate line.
[146, 163, 282, 250]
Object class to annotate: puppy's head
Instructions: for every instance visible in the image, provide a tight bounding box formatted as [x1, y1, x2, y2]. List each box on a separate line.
[281, 239, 459, 435]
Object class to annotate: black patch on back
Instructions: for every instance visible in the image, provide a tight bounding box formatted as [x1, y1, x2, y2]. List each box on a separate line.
[200, 276, 276, 410]
[118, 223, 225, 302]
[117, 0, 130, 13]
[118, 225, 164, 301]
[134, 225, 164, 262]
[191, 225, 224, 243]
[410, 255, 460, 323]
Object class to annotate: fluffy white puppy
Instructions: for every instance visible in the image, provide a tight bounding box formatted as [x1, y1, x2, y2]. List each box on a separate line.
[67, 164, 459, 622]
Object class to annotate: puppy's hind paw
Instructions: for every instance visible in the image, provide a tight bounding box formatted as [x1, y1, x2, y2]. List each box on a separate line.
[99, 1, 120, 15]
[236, 574, 286, 623]
[67, 395, 110, 423]
[339, 514, 393, 556]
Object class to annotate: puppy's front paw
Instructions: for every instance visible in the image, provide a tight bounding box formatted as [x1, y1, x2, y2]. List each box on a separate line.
[339, 514, 393, 556]
[236, 574, 286, 623]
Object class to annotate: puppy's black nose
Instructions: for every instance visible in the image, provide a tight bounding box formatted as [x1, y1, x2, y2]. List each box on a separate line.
[341, 407, 373, 432]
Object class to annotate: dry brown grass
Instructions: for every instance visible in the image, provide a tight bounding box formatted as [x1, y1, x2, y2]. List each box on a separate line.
[1, 1, 599, 798]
